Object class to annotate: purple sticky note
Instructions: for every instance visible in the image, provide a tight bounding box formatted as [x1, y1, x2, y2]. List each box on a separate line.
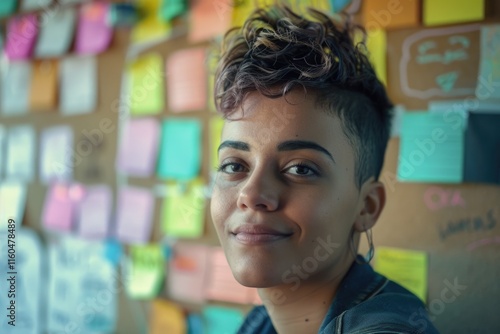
[75, 2, 112, 55]
[115, 187, 155, 244]
[116, 118, 160, 177]
[42, 183, 85, 232]
[5, 14, 39, 60]
[77, 185, 112, 239]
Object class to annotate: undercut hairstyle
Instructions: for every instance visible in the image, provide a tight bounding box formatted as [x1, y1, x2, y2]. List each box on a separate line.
[214, 3, 393, 188]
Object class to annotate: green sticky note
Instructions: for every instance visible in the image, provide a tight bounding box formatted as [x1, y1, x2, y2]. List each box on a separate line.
[129, 53, 165, 115]
[158, 118, 201, 180]
[161, 179, 205, 238]
[374, 247, 428, 303]
[210, 116, 224, 170]
[203, 306, 244, 334]
[423, 0, 484, 26]
[160, 0, 187, 21]
[398, 112, 464, 183]
[0, 0, 16, 18]
[126, 244, 165, 299]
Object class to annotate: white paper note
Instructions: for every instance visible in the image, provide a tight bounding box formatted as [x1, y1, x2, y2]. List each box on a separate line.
[59, 56, 97, 115]
[0, 125, 5, 178]
[6, 125, 36, 182]
[0, 181, 27, 230]
[1, 61, 32, 116]
[21, 0, 52, 10]
[40, 125, 74, 184]
[35, 7, 77, 58]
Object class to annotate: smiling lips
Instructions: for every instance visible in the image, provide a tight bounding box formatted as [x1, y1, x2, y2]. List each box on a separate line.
[231, 225, 293, 245]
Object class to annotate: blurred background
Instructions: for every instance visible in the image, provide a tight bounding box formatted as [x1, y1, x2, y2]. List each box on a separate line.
[0, 0, 499, 333]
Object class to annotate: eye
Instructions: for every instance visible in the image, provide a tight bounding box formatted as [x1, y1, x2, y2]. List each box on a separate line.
[284, 163, 318, 177]
[217, 162, 248, 174]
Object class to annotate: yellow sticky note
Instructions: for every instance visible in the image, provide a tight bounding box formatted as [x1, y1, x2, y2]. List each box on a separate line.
[423, 0, 484, 26]
[161, 179, 206, 238]
[373, 247, 428, 302]
[291, 0, 331, 18]
[129, 53, 165, 115]
[366, 28, 387, 86]
[210, 116, 224, 170]
[149, 299, 186, 334]
[231, 0, 272, 28]
[126, 245, 165, 299]
[132, 0, 170, 43]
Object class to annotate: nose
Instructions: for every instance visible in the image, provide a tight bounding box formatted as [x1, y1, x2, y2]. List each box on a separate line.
[236, 167, 280, 212]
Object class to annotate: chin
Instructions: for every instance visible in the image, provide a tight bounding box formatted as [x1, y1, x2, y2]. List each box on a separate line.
[229, 258, 283, 288]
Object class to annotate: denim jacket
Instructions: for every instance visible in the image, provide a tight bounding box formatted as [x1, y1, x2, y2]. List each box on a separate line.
[237, 256, 439, 334]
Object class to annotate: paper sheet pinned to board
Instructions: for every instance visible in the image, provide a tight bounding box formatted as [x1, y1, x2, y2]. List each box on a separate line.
[373, 247, 428, 302]
[115, 187, 155, 244]
[129, 53, 165, 115]
[35, 7, 77, 58]
[125, 244, 165, 299]
[59, 56, 98, 115]
[423, 0, 484, 26]
[30, 60, 58, 111]
[5, 125, 35, 182]
[149, 299, 186, 334]
[5, 14, 38, 60]
[39, 125, 73, 184]
[75, 2, 113, 55]
[203, 306, 244, 334]
[77, 185, 113, 239]
[1, 61, 32, 116]
[476, 24, 500, 100]
[0, 181, 27, 229]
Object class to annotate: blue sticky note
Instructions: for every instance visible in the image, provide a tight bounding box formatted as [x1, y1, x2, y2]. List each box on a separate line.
[203, 306, 244, 334]
[187, 313, 205, 334]
[331, 0, 351, 12]
[398, 112, 464, 183]
[104, 240, 123, 266]
[0, 0, 16, 18]
[158, 119, 202, 180]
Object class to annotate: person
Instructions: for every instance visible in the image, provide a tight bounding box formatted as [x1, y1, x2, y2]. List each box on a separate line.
[210, 3, 439, 334]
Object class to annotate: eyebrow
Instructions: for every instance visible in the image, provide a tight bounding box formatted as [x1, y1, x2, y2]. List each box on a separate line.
[218, 140, 335, 163]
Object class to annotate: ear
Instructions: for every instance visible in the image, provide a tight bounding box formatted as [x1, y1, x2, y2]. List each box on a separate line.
[353, 180, 386, 232]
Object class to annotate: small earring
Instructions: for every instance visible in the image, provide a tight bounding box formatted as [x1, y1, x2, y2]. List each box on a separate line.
[350, 227, 375, 265]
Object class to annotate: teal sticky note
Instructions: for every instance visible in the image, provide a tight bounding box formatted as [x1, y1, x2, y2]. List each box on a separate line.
[158, 119, 201, 180]
[203, 306, 244, 334]
[398, 112, 464, 183]
[160, 0, 187, 21]
[187, 313, 204, 334]
[104, 239, 123, 266]
[0, 0, 16, 18]
[331, 0, 351, 12]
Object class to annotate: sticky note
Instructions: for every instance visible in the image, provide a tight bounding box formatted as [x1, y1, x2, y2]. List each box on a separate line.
[1, 61, 32, 116]
[210, 117, 224, 170]
[75, 2, 112, 55]
[187, 314, 204, 334]
[166, 47, 207, 112]
[104, 239, 123, 265]
[160, 0, 187, 21]
[158, 119, 202, 180]
[47, 236, 117, 333]
[126, 244, 165, 299]
[167, 243, 209, 303]
[0, 228, 43, 334]
[77, 185, 113, 239]
[464, 113, 500, 184]
[5, 14, 38, 60]
[362, 0, 419, 29]
[21, 0, 51, 10]
[0, 181, 27, 229]
[0, 0, 16, 17]
[5, 125, 35, 182]
[35, 7, 77, 58]
[366, 28, 387, 86]
[129, 53, 165, 115]
[30, 60, 59, 111]
[374, 247, 428, 302]
[149, 299, 186, 334]
[42, 183, 85, 231]
[60, 56, 98, 115]
[115, 187, 155, 244]
[0, 125, 5, 177]
[189, 0, 231, 42]
[423, 0, 484, 26]
[131, 0, 170, 44]
[205, 248, 256, 304]
[116, 118, 160, 177]
[40, 125, 73, 184]
[161, 179, 206, 238]
[397, 112, 464, 183]
[203, 306, 244, 334]
[476, 25, 500, 100]
[331, 0, 351, 13]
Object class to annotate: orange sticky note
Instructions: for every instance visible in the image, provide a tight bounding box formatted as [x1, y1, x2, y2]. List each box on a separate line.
[362, 0, 420, 29]
[149, 300, 185, 334]
[30, 60, 58, 111]
[166, 47, 207, 112]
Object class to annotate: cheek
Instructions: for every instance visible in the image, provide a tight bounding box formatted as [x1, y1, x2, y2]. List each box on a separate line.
[210, 183, 236, 232]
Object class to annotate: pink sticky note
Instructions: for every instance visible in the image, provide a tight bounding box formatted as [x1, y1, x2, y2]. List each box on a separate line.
[42, 183, 85, 232]
[5, 14, 39, 60]
[115, 187, 155, 244]
[75, 2, 112, 55]
[204, 248, 256, 304]
[167, 243, 209, 303]
[77, 185, 112, 239]
[166, 47, 207, 112]
[116, 118, 160, 177]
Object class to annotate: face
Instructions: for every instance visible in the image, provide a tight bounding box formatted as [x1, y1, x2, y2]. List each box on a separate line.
[210, 89, 367, 289]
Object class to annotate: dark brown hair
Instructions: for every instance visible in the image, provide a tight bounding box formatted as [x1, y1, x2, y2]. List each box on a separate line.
[214, 3, 393, 188]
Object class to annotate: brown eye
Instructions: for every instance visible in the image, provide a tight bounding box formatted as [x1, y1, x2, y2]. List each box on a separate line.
[285, 164, 318, 177]
[218, 162, 247, 174]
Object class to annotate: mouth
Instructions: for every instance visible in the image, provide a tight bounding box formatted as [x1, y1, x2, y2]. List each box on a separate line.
[230, 225, 293, 245]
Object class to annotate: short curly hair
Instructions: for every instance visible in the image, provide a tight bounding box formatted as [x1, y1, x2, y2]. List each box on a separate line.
[214, 3, 393, 188]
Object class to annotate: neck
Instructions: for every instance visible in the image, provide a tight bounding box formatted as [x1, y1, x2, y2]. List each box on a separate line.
[258, 253, 354, 334]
